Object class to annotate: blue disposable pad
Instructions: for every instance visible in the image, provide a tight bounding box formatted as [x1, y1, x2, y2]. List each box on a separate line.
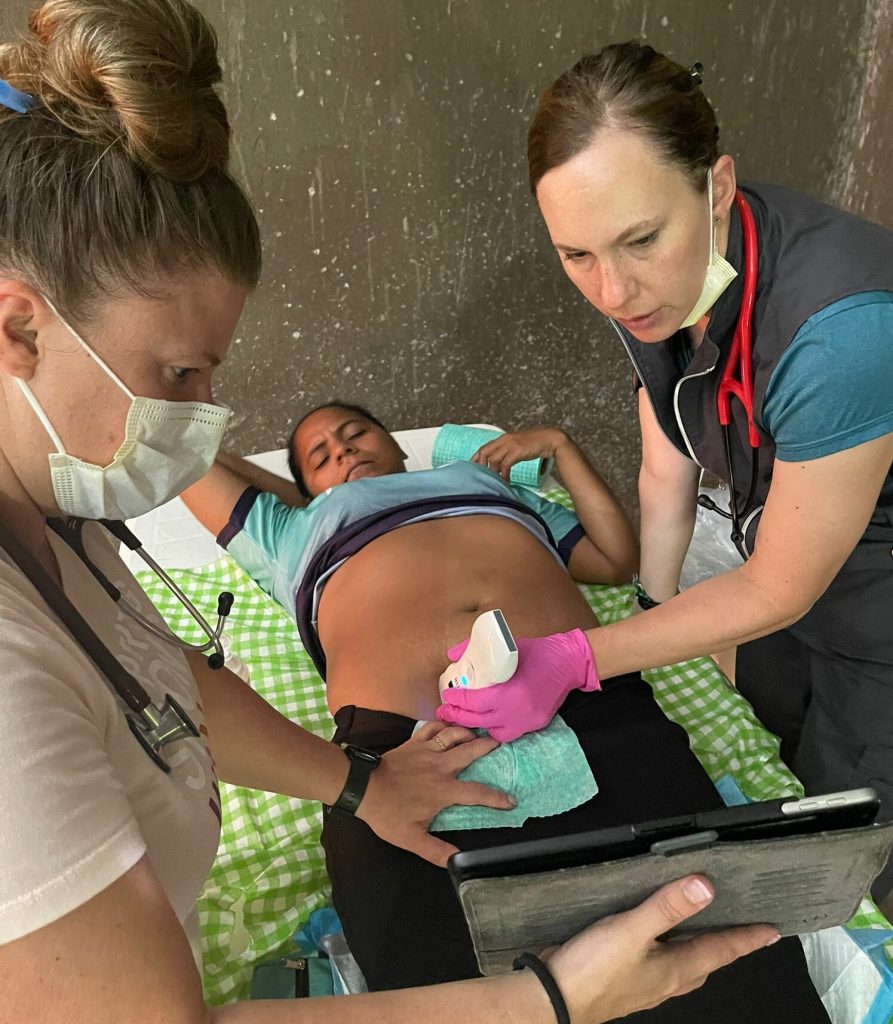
[430, 714, 598, 832]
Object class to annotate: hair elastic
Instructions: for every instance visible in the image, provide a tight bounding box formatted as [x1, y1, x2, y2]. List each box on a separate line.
[0, 79, 36, 114]
[513, 952, 571, 1024]
[689, 62, 704, 85]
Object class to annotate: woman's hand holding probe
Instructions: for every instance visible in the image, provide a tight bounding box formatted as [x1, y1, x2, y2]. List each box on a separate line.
[436, 632, 599, 742]
[356, 721, 516, 868]
[541, 875, 780, 1023]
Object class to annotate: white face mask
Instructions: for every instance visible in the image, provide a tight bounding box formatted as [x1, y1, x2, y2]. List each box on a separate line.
[17, 298, 231, 521]
[679, 170, 738, 329]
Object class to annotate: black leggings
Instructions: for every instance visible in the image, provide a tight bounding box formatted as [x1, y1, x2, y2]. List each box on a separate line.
[322, 675, 830, 1022]
[737, 613, 893, 902]
[325, 675, 831, 1019]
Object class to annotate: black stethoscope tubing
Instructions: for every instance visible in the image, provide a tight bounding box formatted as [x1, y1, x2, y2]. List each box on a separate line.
[697, 426, 760, 560]
[51, 517, 233, 669]
[40, 518, 235, 772]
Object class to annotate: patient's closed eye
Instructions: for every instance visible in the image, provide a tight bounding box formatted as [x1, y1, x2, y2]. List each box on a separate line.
[168, 366, 198, 384]
[631, 230, 658, 248]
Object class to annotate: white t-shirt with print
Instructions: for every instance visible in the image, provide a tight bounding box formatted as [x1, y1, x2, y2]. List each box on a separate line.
[0, 521, 220, 963]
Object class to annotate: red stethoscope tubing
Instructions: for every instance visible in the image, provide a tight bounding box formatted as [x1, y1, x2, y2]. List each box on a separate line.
[717, 191, 760, 449]
[696, 189, 762, 560]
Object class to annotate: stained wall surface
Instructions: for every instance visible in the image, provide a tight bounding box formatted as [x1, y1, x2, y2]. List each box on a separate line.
[834, 0, 893, 227]
[0, 0, 886, 510]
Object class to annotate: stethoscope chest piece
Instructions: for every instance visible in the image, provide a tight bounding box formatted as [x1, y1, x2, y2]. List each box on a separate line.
[128, 695, 200, 774]
[45, 516, 232, 771]
[0, 515, 218, 774]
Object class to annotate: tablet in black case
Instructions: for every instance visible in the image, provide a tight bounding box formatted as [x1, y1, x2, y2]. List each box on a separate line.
[449, 789, 893, 976]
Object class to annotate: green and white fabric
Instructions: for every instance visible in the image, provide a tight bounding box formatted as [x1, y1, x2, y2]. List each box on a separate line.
[136, 484, 893, 1011]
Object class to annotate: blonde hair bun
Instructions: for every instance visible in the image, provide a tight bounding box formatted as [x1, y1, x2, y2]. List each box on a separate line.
[1, 0, 230, 182]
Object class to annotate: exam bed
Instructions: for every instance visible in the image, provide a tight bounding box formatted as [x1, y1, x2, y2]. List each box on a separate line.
[121, 426, 893, 1021]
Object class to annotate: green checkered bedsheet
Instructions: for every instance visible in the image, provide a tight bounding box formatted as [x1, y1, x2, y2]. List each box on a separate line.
[136, 486, 893, 1005]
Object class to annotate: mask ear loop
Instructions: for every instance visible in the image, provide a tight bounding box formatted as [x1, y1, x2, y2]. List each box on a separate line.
[16, 377, 68, 454]
[15, 294, 137, 455]
[40, 294, 136, 399]
[707, 169, 717, 260]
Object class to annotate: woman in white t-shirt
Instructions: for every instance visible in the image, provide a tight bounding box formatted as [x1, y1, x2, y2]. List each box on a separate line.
[0, 3, 777, 1022]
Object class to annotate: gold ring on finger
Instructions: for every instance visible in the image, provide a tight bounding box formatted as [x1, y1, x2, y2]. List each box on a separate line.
[434, 734, 449, 752]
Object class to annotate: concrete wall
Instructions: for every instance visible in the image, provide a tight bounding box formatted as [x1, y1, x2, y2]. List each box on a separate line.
[1, 0, 888, 510]
[832, 0, 893, 226]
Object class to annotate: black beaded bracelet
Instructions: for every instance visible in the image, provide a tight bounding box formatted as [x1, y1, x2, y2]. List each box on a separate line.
[512, 952, 571, 1024]
[632, 575, 662, 611]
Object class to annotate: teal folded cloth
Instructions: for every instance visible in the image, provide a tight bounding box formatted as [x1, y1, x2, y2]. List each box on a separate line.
[431, 423, 552, 489]
[429, 714, 598, 831]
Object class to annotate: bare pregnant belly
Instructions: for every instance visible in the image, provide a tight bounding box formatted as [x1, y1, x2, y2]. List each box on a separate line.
[318, 515, 598, 720]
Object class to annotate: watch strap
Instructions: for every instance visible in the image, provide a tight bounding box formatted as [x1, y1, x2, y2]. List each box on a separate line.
[331, 745, 380, 816]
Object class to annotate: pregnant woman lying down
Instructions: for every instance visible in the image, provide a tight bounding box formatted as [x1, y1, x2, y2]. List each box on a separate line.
[182, 402, 829, 1023]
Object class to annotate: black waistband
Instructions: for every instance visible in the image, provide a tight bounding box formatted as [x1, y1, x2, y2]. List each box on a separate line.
[331, 677, 639, 751]
[332, 705, 418, 750]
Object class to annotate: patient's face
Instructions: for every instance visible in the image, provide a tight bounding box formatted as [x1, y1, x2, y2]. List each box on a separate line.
[293, 407, 407, 496]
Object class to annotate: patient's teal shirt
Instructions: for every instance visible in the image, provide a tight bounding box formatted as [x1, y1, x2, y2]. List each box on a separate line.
[220, 461, 583, 620]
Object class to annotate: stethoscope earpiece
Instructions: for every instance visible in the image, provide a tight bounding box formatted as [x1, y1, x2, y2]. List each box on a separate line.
[95, 519, 233, 671]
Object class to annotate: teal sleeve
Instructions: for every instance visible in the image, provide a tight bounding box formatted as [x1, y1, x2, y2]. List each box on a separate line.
[762, 292, 893, 462]
[218, 488, 310, 606]
[509, 486, 585, 562]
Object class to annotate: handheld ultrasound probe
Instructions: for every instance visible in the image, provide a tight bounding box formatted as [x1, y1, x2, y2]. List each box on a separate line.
[438, 609, 518, 698]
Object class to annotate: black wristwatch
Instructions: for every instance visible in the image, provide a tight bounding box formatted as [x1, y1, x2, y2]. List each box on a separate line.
[329, 744, 381, 817]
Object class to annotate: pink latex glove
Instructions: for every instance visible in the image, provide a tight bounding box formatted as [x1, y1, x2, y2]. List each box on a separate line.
[436, 629, 600, 743]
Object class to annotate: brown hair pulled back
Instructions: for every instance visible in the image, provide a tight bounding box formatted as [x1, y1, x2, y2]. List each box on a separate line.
[0, 0, 261, 322]
[528, 41, 719, 195]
